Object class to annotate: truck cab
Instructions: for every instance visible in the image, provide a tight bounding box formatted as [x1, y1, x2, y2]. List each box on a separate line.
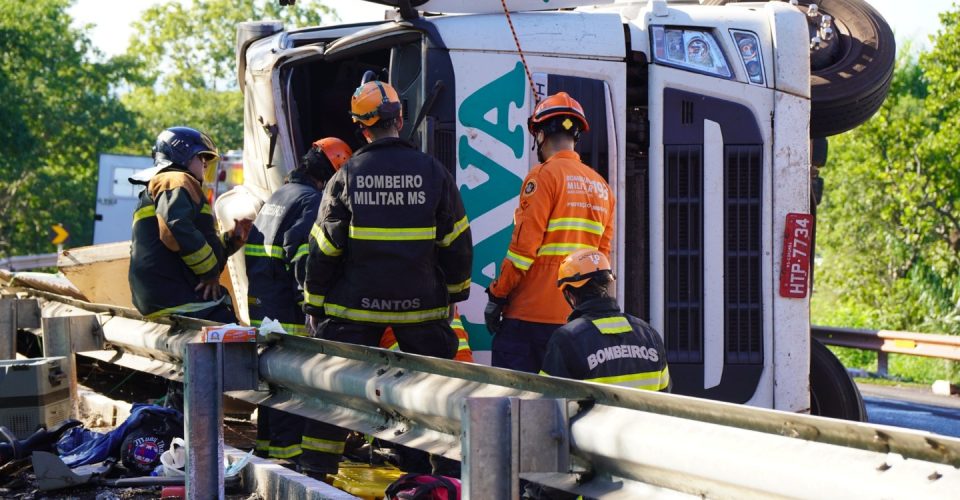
[226, 0, 895, 419]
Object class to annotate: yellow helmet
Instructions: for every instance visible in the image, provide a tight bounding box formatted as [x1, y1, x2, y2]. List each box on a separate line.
[350, 80, 401, 127]
[557, 249, 611, 291]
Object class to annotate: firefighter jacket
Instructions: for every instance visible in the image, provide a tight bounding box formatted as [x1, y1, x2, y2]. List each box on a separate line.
[245, 170, 321, 336]
[303, 137, 472, 325]
[129, 167, 241, 318]
[540, 297, 670, 392]
[380, 307, 474, 362]
[489, 150, 615, 324]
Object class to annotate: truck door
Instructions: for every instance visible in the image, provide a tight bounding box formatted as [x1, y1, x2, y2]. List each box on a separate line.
[93, 154, 154, 244]
[646, 25, 774, 405]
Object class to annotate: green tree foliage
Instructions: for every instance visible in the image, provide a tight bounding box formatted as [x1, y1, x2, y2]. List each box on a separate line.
[0, 0, 142, 257]
[121, 0, 335, 152]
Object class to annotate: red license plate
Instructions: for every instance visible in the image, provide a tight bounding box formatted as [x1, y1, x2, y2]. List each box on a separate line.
[779, 213, 813, 298]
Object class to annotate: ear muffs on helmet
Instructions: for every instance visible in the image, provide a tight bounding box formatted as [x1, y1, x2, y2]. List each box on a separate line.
[350, 81, 402, 127]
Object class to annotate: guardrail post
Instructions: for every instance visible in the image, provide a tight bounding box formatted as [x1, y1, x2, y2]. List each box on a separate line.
[185, 342, 258, 499]
[41, 314, 102, 418]
[462, 397, 519, 499]
[186, 342, 223, 499]
[877, 351, 888, 376]
[0, 299, 15, 360]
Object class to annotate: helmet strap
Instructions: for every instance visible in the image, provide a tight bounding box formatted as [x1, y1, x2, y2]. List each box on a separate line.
[562, 287, 577, 309]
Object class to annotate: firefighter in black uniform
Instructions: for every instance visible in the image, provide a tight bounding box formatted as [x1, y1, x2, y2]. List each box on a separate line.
[247, 138, 353, 469]
[540, 249, 671, 392]
[304, 77, 472, 354]
[302, 77, 472, 476]
[129, 126, 250, 322]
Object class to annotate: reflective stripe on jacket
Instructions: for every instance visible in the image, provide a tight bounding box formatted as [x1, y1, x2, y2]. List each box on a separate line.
[304, 137, 472, 325]
[489, 150, 615, 324]
[245, 170, 320, 332]
[128, 168, 237, 317]
[540, 297, 671, 392]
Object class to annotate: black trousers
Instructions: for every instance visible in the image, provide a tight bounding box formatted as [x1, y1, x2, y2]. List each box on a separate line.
[301, 318, 459, 473]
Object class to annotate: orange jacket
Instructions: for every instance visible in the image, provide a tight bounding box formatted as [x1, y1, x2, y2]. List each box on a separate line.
[489, 150, 615, 324]
[379, 308, 473, 362]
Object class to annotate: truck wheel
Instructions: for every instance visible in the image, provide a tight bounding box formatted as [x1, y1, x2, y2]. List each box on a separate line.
[700, 0, 896, 137]
[810, 339, 867, 421]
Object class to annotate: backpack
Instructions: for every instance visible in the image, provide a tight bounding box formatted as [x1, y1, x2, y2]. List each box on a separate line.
[385, 473, 461, 500]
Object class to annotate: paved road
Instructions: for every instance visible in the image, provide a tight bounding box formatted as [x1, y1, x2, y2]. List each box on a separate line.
[859, 383, 960, 438]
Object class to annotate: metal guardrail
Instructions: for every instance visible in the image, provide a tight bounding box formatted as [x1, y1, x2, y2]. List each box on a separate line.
[7, 290, 960, 498]
[812, 325, 960, 375]
[0, 253, 58, 271]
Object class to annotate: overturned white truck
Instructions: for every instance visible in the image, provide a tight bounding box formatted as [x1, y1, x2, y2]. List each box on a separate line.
[222, 0, 895, 420]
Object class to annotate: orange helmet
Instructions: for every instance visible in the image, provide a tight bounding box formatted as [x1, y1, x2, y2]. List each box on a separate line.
[350, 80, 402, 127]
[557, 249, 612, 291]
[312, 137, 353, 171]
[527, 91, 590, 137]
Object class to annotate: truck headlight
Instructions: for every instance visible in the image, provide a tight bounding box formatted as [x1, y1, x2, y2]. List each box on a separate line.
[731, 30, 765, 86]
[651, 26, 732, 79]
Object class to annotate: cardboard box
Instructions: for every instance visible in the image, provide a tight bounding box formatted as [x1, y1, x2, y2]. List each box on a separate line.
[201, 325, 257, 343]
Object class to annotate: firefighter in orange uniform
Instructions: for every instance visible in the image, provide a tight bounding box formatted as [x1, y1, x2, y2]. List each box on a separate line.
[485, 92, 615, 373]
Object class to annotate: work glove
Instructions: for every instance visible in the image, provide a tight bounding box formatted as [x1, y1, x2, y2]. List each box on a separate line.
[484, 289, 508, 336]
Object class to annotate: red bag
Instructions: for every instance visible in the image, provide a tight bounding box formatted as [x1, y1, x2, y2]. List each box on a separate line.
[384, 473, 461, 500]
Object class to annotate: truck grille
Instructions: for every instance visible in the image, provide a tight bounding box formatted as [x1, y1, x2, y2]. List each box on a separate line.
[664, 144, 763, 365]
[665, 145, 703, 363]
[725, 145, 763, 363]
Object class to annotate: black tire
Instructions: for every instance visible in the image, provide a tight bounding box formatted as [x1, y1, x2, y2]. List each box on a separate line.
[699, 0, 896, 137]
[810, 339, 867, 421]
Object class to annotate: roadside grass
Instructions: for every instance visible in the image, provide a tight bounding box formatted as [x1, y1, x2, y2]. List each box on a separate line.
[828, 345, 959, 385]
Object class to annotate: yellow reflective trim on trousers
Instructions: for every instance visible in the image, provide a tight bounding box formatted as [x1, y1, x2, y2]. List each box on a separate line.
[184, 244, 217, 275]
[302, 436, 345, 454]
[349, 225, 436, 241]
[546, 217, 604, 235]
[587, 367, 670, 391]
[250, 319, 307, 336]
[144, 298, 226, 319]
[304, 291, 325, 308]
[458, 338, 470, 350]
[386, 341, 400, 351]
[438, 215, 469, 247]
[201, 204, 213, 216]
[324, 303, 450, 324]
[310, 224, 342, 256]
[537, 243, 595, 257]
[244, 244, 285, 259]
[592, 316, 632, 334]
[132, 205, 156, 226]
[268, 443, 302, 459]
[255, 439, 269, 451]
[447, 278, 471, 294]
[506, 250, 533, 271]
[450, 318, 464, 330]
[294, 243, 309, 261]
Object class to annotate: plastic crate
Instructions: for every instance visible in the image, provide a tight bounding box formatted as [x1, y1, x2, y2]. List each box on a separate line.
[328, 462, 405, 499]
[0, 357, 71, 438]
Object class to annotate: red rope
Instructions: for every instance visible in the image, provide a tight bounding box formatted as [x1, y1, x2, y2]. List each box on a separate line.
[500, 0, 541, 104]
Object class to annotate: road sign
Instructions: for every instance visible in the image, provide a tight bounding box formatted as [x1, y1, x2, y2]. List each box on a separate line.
[51, 224, 69, 245]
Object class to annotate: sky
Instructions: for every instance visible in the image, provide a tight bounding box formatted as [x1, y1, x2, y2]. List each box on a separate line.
[69, 0, 954, 57]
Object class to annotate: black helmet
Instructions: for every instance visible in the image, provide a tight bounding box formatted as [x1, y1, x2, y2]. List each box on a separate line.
[151, 126, 218, 169]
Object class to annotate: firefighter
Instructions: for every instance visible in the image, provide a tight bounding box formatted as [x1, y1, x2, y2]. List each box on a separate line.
[304, 77, 472, 353]
[485, 92, 615, 373]
[540, 249, 670, 392]
[246, 138, 353, 469]
[129, 126, 251, 322]
[301, 76, 472, 476]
